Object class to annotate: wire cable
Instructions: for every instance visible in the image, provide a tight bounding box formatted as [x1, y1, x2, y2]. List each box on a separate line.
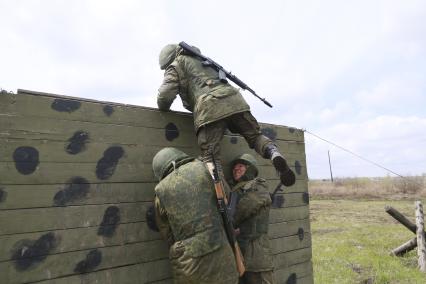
[303, 129, 424, 186]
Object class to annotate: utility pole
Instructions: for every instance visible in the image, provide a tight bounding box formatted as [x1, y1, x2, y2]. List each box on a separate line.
[328, 150, 334, 182]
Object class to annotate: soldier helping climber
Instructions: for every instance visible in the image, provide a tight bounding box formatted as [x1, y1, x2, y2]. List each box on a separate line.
[152, 147, 240, 284]
[228, 154, 275, 284]
[156, 42, 296, 188]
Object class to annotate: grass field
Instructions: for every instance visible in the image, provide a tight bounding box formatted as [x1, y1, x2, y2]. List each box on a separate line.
[309, 177, 426, 283]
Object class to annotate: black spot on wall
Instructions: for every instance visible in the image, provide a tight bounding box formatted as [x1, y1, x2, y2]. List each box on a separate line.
[103, 105, 114, 116]
[0, 187, 6, 203]
[74, 249, 102, 273]
[272, 195, 285, 208]
[303, 192, 310, 204]
[295, 161, 302, 175]
[51, 99, 81, 113]
[230, 137, 238, 144]
[286, 273, 297, 284]
[96, 146, 124, 180]
[165, 122, 179, 141]
[12, 232, 58, 271]
[98, 206, 121, 237]
[261, 127, 277, 141]
[66, 131, 90, 155]
[298, 228, 305, 241]
[146, 204, 159, 232]
[289, 127, 296, 133]
[53, 177, 90, 206]
[13, 146, 39, 175]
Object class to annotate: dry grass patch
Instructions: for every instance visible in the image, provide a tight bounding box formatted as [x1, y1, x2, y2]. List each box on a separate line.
[309, 175, 426, 200]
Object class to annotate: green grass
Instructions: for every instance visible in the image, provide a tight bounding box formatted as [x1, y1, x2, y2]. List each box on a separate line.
[311, 199, 426, 283]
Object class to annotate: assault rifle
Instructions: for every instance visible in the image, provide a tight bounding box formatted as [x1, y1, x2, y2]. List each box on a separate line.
[205, 151, 245, 276]
[178, 41, 273, 108]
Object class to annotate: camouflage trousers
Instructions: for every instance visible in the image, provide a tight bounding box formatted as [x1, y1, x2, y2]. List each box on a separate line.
[239, 270, 275, 284]
[197, 111, 272, 162]
[197, 111, 273, 193]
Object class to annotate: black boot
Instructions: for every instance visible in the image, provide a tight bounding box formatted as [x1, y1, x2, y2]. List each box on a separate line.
[264, 145, 296, 186]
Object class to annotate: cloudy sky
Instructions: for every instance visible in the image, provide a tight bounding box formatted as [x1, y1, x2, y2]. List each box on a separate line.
[1, 0, 425, 179]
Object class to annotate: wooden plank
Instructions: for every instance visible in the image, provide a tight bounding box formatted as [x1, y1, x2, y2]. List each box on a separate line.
[295, 274, 314, 284]
[0, 115, 198, 146]
[0, 162, 306, 185]
[0, 203, 309, 238]
[415, 201, 426, 272]
[0, 183, 308, 210]
[0, 202, 151, 235]
[270, 233, 311, 255]
[0, 91, 195, 132]
[0, 213, 310, 263]
[0, 183, 156, 210]
[257, 121, 304, 142]
[0, 240, 169, 284]
[1, 90, 304, 142]
[221, 135, 305, 155]
[274, 247, 312, 270]
[270, 205, 310, 224]
[265, 179, 308, 194]
[0, 138, 198, 163]
[0, 138, 306, 168]
[0, 221, 160, 262]
[0, 218, 312, 263]
[1, 237, 312, 284]
[35, 258, 172, 284]
[274, 260, 313, 284]
[269, 219, 311, 239]
[37, 260, 314, 284]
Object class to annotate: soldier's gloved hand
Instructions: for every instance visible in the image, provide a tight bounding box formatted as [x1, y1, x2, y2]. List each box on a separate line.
[234, 228, 240, 236]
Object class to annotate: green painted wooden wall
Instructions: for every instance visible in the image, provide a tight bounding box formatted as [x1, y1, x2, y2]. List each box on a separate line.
[0, 89, 313, 284]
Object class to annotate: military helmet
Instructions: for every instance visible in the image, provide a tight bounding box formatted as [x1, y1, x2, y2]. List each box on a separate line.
[231, 153, 259, 180]
[159, 44, 178, 70]
[152, 147, 189, 181]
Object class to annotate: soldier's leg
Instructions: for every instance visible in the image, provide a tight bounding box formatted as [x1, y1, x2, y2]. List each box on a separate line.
[197, 120, 231, 192]
[227, 112, 295, 186]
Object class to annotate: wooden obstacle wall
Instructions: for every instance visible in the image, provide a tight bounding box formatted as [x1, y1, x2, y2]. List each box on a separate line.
[0, 89, 313, 283]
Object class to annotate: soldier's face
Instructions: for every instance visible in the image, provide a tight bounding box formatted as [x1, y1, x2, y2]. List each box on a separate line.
[233, 163, 247, 181]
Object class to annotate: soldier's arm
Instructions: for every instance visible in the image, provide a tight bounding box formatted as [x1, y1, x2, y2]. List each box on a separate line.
[154, 195, 174, 246]
[157, 67, 179, 111]
[234, 181, 272, 226]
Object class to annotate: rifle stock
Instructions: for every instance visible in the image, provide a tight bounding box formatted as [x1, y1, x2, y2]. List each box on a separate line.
[206, 157, 245, 276]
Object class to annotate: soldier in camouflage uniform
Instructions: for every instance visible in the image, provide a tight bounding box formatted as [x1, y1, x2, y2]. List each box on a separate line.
[157, 44, 295, 187]
[152, 147, 239, 284]
[229, 154, 275, 284]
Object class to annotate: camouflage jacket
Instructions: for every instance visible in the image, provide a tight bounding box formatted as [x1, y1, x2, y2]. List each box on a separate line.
[157, 52, 250, 132]
[154, 159, 238, 283]
[231, 177, 274, 272]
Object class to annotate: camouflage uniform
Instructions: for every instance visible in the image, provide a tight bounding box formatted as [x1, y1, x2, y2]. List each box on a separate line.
[157, 44, 295, 187]
[230, 154, 275, 284]
[152, 147, 239, 284]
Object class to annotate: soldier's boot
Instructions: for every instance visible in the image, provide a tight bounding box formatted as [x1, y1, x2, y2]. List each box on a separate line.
[264, 144, 296, 186]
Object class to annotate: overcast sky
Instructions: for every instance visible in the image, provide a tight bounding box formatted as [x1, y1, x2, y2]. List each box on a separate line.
[1, 0, 425, 179]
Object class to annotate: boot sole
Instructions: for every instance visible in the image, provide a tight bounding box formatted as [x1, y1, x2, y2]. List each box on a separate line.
[272, 156, 296, 186]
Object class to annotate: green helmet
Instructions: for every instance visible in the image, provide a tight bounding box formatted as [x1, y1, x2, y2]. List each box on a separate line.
[159, 44, 178, 70]
[152, 147, 190, 181]
[231, 153, 259, 181]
